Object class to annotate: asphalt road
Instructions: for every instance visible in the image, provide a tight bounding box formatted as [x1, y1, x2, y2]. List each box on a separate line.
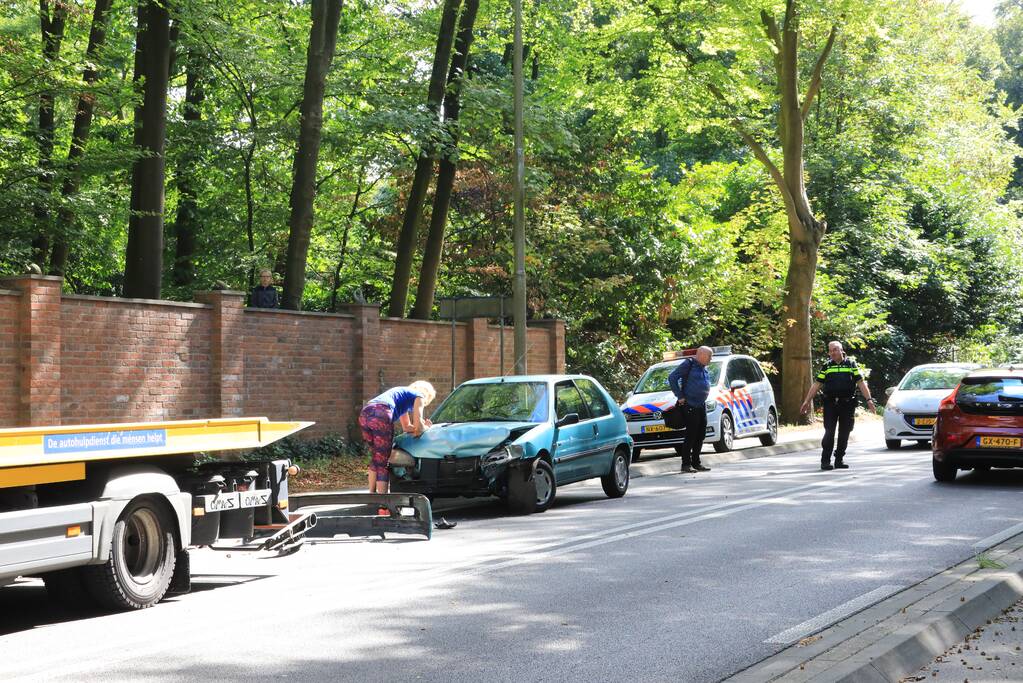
[3, 423, 1023, 683]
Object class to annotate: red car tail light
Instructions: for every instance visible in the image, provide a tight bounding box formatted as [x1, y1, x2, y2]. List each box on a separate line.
[938, 386, 959, 412]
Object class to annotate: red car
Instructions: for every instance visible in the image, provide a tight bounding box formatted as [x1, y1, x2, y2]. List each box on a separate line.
[932, 368, 1023, 482]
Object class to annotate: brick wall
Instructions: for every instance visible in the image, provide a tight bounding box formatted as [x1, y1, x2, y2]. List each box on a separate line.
[0, 275, 565, 438]
[0, 290, 20, 426]
[60, 295, 212, 424]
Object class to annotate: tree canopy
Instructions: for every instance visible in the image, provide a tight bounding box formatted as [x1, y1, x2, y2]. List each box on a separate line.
[1, 0, 1021, 409]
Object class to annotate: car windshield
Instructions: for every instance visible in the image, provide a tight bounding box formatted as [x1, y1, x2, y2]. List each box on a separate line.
[900, 367, 974, 391]
[432, 382, 549, 423]
[957, 376, 1023, 404]
[635, 361, 723, 394]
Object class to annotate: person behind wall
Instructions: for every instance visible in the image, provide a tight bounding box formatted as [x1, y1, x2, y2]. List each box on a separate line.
[799, 341, 876, 471]
[358, 380, 436, 494]
[668, 346, 714, 473]
[250, 268, 279, 308]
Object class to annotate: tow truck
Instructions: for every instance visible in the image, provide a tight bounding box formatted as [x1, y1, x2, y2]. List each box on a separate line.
[0, 418, 432, 611]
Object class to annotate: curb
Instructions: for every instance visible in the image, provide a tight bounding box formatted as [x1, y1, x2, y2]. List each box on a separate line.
[726, 534, 1023, 682]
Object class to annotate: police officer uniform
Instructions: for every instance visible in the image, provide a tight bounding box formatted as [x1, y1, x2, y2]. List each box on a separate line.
[816, 358, 864, 469]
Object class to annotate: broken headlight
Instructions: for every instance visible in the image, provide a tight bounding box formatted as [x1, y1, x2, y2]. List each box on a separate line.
[481, 444, 526, 478]
[389, 448, 416, 467]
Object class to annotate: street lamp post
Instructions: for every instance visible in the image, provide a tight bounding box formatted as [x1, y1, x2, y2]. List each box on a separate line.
[511, 0, 527, 375]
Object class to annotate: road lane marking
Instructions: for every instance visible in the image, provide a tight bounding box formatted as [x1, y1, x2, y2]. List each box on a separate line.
[763, 584, 904, 644]
[972, 521, 1023, 554]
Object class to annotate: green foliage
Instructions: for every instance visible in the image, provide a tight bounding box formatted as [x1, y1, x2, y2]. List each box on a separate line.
[246, 433, 366, 464]
[1, 0, 1022, 400]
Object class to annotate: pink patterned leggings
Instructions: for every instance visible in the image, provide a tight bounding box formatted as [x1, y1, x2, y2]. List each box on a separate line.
[359, 403, 393, 482]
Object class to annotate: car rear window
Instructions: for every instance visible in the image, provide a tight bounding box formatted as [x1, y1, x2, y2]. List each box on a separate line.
[957, 377, 1023, 404]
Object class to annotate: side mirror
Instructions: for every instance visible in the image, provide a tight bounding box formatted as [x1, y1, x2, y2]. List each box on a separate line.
[885, 386, 897, 397]
[556, 413, 580, 428]
[729, 380, 748, 391]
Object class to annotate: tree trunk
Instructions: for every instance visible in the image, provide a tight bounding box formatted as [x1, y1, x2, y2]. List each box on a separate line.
[386, 0, 462, 318]
[411, 0, 480, 320]
[281, 0, 343, 311]
[779, 228, 819, 422]
[171, 50, 204, 287]
[31, 0, 68, 268]
[49, 0, 114, 277]
[123, 0, 172, 299]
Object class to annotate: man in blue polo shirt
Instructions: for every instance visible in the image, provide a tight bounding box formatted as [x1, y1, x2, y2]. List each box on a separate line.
[669, 346, 713, 473]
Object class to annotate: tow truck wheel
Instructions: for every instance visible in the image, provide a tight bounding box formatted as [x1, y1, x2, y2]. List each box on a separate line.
[43, 568, 97, 610]
[601, 448, 630, 498]
[713, 412, 735, 453]
[84, 497, 177, 610]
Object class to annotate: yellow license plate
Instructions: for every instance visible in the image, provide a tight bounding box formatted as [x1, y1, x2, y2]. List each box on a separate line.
[642, 424, 676, 434]
[913, 417, 937, 427]
[977, 436, 1022, 448]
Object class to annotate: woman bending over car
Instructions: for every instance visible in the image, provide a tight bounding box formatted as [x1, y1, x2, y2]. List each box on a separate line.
[359, 380, 436, 493]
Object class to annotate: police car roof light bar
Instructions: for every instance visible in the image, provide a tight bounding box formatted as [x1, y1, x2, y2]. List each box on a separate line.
[661, 345, 733, 362]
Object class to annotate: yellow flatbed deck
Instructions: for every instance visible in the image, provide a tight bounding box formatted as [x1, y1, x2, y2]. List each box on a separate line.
[0, 417, 313, 488]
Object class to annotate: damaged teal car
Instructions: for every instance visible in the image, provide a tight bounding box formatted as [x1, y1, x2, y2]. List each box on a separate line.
[389, 375, 633, 514]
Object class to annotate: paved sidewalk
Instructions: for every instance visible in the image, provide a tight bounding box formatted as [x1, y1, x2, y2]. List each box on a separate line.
[906, 596, 1023, 681]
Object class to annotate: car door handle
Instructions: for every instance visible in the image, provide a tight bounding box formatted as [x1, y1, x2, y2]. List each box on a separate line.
[592, 424, 598, 436]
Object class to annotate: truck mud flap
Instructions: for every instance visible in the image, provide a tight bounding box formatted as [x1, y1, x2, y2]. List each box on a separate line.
[289, 492, 432, 540]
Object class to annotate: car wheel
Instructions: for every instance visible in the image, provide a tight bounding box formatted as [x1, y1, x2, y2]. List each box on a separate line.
[932, 457, 957, 483]
[601, 448, 630, 498]
[915, 440, 930, 449]
[631, 447, 642, 463]
[759, 409, 778, 446]
[507, 460, 556, 515]
[885, 439, 901, 450]
[713, 412, 734, 453]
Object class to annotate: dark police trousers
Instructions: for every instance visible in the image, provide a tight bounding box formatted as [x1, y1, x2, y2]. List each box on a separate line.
[821, 396, 857, 464]
[681, 403, 708, 466]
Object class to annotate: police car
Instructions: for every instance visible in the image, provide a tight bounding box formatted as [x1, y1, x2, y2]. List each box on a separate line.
[621, 346, 779, 461]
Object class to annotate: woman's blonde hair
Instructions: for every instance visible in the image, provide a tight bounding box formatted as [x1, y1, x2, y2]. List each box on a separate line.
[409, 380, 436, 406]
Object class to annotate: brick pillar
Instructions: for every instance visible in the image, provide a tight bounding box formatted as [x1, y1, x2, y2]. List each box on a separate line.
[1, 275, 63, 426]
[530, 319, 566, 374]
[466, 317, 488, 379]
[195, 290, 246, 417]
[348, 303, 381, 403]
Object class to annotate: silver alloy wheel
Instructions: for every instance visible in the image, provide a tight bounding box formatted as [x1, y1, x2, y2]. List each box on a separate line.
[767, 410, 778, 440]
[721, 413, 734, 450]
[535, 467, 554, 506]
[614, 453, 629, 489]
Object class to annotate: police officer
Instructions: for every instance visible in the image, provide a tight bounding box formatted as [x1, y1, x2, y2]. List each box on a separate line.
[799, 341, 876, 470]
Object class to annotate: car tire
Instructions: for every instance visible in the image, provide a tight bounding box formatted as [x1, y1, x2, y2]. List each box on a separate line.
[631, 447, 642, 463]
[601, 449, 630, 498]
[507, 460, 556, 515]
[932, 457, 957, 483]
[713, 412, 734, 453]
[83, 497, 177, 610]
[885, 439, 901, 450]
[759, 409, 779, 446]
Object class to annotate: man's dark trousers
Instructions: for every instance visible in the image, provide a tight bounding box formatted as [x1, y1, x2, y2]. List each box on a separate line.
[821, 396, 856, 465]
[681, 404, 708, 466]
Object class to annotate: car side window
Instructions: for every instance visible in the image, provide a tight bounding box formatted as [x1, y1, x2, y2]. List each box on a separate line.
[575, 379, 611, 418]
[725, 360, 743, 386]
[555, 382, 589, 421]
[741, 359, 763, 383]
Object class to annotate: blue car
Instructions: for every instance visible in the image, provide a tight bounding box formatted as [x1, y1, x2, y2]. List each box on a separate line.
[389, 375, 633, 514]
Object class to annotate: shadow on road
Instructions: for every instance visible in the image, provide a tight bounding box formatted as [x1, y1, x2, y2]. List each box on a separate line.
[0, 573, 271, 635]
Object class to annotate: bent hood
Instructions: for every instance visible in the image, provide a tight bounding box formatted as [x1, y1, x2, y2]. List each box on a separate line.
[395, 421, 538, 459]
